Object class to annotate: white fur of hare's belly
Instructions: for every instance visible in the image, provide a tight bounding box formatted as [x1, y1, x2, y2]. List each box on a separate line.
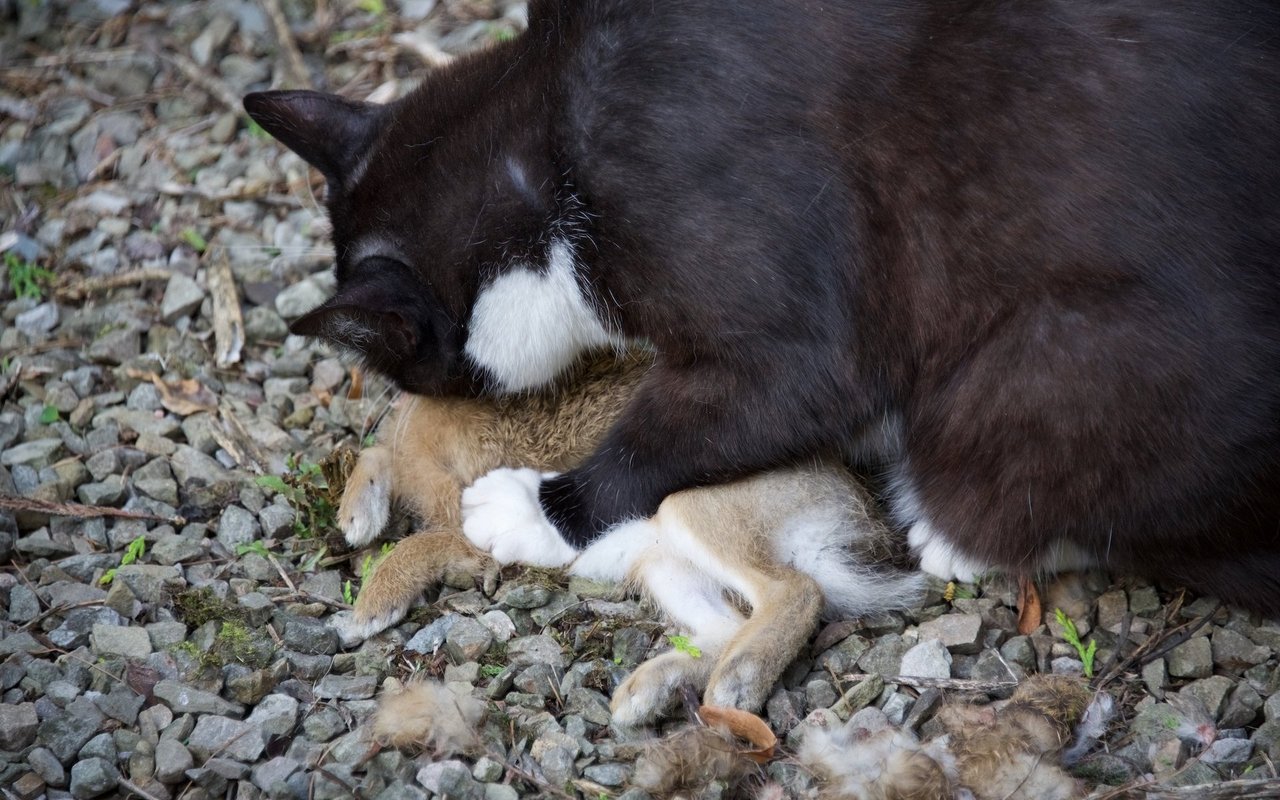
[464, 239, 620, 392]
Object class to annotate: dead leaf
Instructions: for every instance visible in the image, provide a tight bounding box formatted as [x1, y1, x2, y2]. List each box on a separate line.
[1017, 574, 1043, 636]
[348, 367, 364, 400]
[698, 705, 777, 763]
[151, 375, 218, 416]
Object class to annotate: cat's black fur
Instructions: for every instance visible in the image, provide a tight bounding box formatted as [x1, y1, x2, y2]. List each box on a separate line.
[246, 0, 1280, 613]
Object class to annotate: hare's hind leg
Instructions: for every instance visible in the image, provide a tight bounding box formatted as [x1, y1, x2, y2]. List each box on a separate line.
[610, 555, 744, 727]
[704, 568, 822, 712]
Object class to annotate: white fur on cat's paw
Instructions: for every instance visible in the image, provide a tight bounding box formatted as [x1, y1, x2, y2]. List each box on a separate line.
[461, 467, 578, 566]
[909, 520, 989, 582]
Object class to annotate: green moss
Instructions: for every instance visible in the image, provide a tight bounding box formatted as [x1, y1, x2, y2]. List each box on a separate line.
[173, 587, 248, 627]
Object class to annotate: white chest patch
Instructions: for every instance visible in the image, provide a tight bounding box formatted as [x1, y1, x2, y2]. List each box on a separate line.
[464, 239, 618, 392]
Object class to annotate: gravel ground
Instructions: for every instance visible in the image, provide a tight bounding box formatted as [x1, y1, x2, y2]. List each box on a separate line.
[2, 2, 1280, 799]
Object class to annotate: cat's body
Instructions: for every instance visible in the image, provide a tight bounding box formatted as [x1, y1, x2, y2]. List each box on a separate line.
[338, 351, 923, 723]
[247, 0, 1280, 611]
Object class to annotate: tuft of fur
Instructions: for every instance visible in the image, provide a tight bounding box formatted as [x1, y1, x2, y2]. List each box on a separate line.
[799, 677, 1095, 800]
[371, 679, 487, 756]
[799, 708, 954, 800]
[632, 724, 761, 798]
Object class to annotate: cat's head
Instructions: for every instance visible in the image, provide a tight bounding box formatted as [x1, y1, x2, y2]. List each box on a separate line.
[244, 76, 614, 395]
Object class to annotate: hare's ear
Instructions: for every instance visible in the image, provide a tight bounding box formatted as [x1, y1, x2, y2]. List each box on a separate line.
[243, 90, 385, 188]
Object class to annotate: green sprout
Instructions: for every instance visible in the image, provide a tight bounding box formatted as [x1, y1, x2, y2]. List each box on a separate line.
[101, 536, 146, 586]
[667, 634, 702, 659]
[1054, 608, 1098, 677]
[180, 228, 208, 253]
[235, 541, 271, 559]
[5, 252, 55, 301]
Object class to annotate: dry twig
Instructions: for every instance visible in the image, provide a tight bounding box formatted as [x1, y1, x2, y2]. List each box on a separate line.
[0, 495, 186, 526]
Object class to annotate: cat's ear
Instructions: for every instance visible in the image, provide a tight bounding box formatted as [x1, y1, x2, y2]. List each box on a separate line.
[291, 300, 418, 367]
[243, 90, 385, 187]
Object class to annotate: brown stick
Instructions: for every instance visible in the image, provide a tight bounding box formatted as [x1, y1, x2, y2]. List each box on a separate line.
[208, 250, 244, 368]
[54, 267, 172, 302]
[0, 494, 186, 526]
[1085, 777, 1280, 799]
[160, 50, 244, 114]
[259, 0, 313, 88]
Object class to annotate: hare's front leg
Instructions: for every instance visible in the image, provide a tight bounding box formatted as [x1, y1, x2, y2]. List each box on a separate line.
[339, 445, 394, 548]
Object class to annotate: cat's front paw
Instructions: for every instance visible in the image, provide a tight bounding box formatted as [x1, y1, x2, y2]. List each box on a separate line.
[909, 520, 989, 583]
[461, 468, 578, 566]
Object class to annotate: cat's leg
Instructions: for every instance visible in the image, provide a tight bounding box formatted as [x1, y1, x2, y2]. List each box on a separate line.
[892, 473, 991, 582]
[344, 528, 489, 639]
[908, 518, 990, 583]
[339, 445, 394, 548]
[463, 355, 861, 553]
[461, 467, 579, 566]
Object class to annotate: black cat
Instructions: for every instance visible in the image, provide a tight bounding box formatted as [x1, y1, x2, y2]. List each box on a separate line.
[246, 0, 1280, 613]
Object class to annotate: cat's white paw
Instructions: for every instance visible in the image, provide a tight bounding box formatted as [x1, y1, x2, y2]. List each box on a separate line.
[339, 448, 392, 548]
[909, 520, 989, 583]
[461, 467, 578, 566]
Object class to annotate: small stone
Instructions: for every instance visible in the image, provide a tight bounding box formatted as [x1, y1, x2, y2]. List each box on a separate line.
[251, 756, 300, 793]
[302, 706, 346, 742]
[406, 613, 460, 654]
[806, 679, 838, 711]
[1096, 589, 1128, 632]
[583, 763, 631, 787]
[111, 564, 182, 604]
[275, 278, 328, 319]
[1128, 585, 1162, 616]
[90, 623, 152, 660]
[315, 674, 377, 700]
[1200, 737, 1253, 765]
[1212, 628, 1270, 670]
[899, 639, 952, 679]
[38, 697, 105, 762]
[445, 617, 495, 663]
[166, 276, 210, 329]
[153, 679, 244, 716]
[69, 757, 118, 799]
[507, 635, 566, 669]
[1180, 676, 1234, 721]
[1167, 636, 1213, 679]
[917, 613, 985, 655]
[1222, 682, 1264, 728]
[94, 685, 144, 725]
[28, 747, 66, 787]
[187, 715, 265, 762]
[245, 693, 299, 740]
[281, 615, 338, 655]
[0, 702, 38, 749]
[498, 583, 552, 609]
[830, 674, 884, 721]
[471, 756, 504, 783]
[16, 302, 59, 338]
[217, 505, 261, 550]
[2, 438, 63, 468]
[10, 772, 43, 800]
